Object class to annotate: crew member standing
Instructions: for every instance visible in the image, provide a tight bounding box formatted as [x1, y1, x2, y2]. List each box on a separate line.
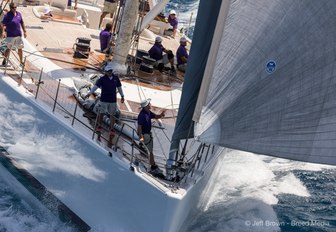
[85, 65, 125, 147]
[1, 2, 27, 66]
[137, 99, 165, 173]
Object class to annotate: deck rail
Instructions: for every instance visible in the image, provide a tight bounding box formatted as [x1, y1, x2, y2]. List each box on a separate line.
[2, 51, 217, 187]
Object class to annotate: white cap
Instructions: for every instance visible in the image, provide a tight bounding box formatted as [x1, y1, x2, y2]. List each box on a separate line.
[180, 37, 187, 43]
[155, 36, 162, 43]
[43, 6, 51, 14]
[170, 10, 176, 15]
[140, 98, 151, 108]
[104, 65, 113, 71]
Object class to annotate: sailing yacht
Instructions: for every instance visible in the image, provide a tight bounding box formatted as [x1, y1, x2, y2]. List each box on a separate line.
[1, 0, 336, 231]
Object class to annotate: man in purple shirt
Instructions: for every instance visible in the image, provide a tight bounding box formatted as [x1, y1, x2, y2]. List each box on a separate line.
[99, 22, 112, 53]
[176, 37, 189, 72]
[148, 36, 175, 73]
[1, 2, 27, 66]
[85, 65, 125, 146]
[167, 9, 178, 38]
[137, 99, 165, 173]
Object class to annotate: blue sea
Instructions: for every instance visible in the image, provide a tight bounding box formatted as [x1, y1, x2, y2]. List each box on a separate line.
[165, 0, 199, 39]
[182, 152, 336, 232]
[0, 163, 77, 232]
[1, 1, 336, 232]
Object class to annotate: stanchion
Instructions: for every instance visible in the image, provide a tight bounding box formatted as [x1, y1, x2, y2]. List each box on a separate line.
[18, 57, 26, 86]
[4, 50, 10, 75]
[71, 101, 78, 126]
[52, 79, 61, 112]
[35, 68, 43, 99]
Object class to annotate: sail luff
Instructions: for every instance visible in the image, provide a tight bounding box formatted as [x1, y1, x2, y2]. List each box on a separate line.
[167, 0, 223, 168]
[193, 0, 231, 123]
[170, 0, 223, 141]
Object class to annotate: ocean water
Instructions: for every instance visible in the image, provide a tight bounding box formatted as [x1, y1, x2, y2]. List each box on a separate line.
[0, 164, 76, 232]
[165, 0, 200, 39]
[182, 151, 336, 232]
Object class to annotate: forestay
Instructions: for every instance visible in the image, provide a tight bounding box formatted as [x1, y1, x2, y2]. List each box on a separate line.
[194, 0, 336, 165]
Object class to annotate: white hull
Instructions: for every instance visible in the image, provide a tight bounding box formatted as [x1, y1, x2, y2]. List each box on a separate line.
[0, 76, 223, 231]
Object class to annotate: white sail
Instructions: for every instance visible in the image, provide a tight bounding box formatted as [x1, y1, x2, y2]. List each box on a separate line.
[194, 0, 336, 165]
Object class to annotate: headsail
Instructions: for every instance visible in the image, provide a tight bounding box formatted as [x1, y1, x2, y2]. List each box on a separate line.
[167, 0, 223, 167]
[194, 0, 336, 165]
[171, 0, 223, 141]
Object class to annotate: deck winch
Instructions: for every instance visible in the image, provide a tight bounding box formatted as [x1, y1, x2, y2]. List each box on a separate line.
[73, 37, 91, 59]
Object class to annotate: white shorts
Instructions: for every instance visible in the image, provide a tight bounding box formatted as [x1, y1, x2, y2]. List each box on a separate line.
[4, 36, 24, 49]
[94, 101, 117, 115]
[177, 63, 187, 72]
[103, 2, 117, 14]
[143, 133, 153, 153]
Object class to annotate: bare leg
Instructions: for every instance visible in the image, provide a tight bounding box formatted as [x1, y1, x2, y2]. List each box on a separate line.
[149, 153, 155, 166]
[3, 48, 10, 58]
[95, 113, 104, 141]
[108, 115, 115, 147]
[110, 115, 115, 131]
[169, 58, 175, 72]
[169, 58, 174, 68]
[98, 12, 108, 29]
[2, 48, 10, 65]
[18, 48, 23, 64]
[172, 29, 177, 38]
[98, 113, 104, 127]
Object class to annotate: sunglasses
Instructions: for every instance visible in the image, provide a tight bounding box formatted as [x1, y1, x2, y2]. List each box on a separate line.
[10, 6, 17, 9]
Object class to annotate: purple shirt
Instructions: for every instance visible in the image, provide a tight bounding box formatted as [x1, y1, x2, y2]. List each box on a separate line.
[167, 15, 178, 30]
[2, 11, 24, 37]
[148, 42, 165, 61]
[176, 45, 188, 65]
[95, 74, 122, 103]
[99, 29, 112, 52]
[137, 109, 156, 134]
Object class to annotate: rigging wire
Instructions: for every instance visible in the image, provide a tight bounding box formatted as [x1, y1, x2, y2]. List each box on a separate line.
[22, 49, 102, 72]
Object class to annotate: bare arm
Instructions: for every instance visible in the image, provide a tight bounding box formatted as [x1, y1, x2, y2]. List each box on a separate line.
[181, 56, 188, 63]
[117, 86, 125, 103]
[84, 85, 98, 98]
[0, 23, 5, 38]
[21, 21, 26, 38]
[154, 110, 166, 119]
[138, 125, 144, 142]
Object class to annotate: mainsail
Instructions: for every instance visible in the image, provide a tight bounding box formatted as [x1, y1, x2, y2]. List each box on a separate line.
[193, 0, 336, 165]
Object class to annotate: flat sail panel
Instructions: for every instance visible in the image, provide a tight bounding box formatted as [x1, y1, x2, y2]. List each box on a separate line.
[195, 0, 336, 165]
